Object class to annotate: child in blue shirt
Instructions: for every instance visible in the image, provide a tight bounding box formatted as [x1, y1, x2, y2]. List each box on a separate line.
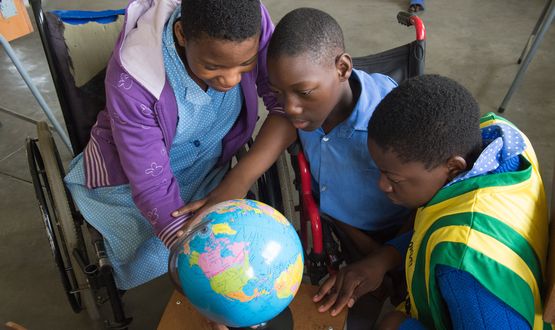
[267, 7, 410, 320]
[268, 7, 408, 249]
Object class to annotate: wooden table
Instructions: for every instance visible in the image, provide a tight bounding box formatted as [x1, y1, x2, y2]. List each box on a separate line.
[157, 284, 347, 330]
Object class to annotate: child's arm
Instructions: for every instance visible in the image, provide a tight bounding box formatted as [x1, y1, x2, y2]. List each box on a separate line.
[434, 265, 530, 329]
[313, 244, 403, 316]
[379, 266, 531, 330]
[105, 77, 188, 248]
[333, 220, 382, 256]
[173, 114, 296, 218]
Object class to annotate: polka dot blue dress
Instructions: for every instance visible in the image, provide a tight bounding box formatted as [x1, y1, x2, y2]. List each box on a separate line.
[64, 9, 242, 289]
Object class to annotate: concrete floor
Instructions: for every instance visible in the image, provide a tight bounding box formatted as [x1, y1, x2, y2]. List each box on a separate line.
[1, 0, 554, 329]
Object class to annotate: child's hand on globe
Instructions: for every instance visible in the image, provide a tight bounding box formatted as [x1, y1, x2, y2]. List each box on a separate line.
[172, 170, 254, 235]
[172, 186, 250, 237]
[172, 198, 208, 239]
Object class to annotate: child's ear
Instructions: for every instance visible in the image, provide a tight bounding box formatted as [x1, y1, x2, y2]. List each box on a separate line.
[446, 156, 467, 180]
[335, 53, 353, 82]
[173, 21, 187, 48]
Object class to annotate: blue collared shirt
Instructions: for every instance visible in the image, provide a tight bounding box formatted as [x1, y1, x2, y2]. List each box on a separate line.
[298, 69, 408, 231]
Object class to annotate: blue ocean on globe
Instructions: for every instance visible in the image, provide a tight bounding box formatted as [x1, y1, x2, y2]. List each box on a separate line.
[174, 199, 304, 328]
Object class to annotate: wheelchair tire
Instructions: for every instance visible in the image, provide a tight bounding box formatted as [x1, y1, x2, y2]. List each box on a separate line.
[275, 153, 297, 227]
[34, 122, 100, 320]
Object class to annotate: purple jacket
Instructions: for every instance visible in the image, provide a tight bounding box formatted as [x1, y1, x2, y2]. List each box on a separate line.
[82, 0, 282, 246]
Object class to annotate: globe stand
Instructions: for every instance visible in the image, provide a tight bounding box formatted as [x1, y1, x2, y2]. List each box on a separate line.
[229, 306, 293, 330]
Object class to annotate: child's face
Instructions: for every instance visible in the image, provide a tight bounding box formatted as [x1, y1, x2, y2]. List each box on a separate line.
[175, 23, 259, 92]
[367, 139, 453, 209]
[267, 54, 350, 131]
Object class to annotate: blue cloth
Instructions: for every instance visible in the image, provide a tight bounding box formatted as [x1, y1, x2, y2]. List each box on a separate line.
[385, 230, 413, 264]
[51, 9, 125, 25]
[299, 69, 408, 231]
[64, 10, 242, 289]
[399, 126, 528, 329]
[0, 0, 17, 19]
[409, 0, 425, 10]
[400, 266, 530, 329]
[437, 265, 530, 330]
[399, 317, 428, 330]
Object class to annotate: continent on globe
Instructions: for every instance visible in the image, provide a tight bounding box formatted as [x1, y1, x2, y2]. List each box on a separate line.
[274, 254, 303, 299]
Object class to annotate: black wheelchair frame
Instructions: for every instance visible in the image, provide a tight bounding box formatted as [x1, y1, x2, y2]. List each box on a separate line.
[26, 1, 131, 326]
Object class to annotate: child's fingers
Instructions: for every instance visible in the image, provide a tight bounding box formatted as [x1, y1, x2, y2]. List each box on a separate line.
[317, 290, 339, 313]
[348, 280, 376, 308]
[329, 280, 359, 316]
[313, 274, 337, 302]
[5, 322, 27, 330]
[176, 214, 202, 238]
[317, 274, 345, 313]
[207, 320, 228, 330]
[172, 199, 207, 217]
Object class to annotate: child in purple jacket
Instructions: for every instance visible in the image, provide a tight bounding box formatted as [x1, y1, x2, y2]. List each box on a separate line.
[65, 0, 296, 290]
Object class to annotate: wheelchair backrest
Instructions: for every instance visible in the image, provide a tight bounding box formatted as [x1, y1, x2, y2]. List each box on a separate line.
[352, 40, 425, 84]
[352, 12, 425, 83]
[30, 0, 124, 155]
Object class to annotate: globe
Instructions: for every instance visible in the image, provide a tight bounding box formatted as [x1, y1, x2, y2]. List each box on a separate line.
[168, 199, 304, 328]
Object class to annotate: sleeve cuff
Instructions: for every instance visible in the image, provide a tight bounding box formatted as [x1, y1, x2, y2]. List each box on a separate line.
[399, 317, 428, 330]
[385, 230, 414, 265]
[158, 214, 192, 248]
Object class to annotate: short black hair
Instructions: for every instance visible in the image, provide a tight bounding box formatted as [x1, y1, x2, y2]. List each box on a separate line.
[180, 0, 261, 42]
[368, 74, 482, 169]
[267, 8, 345, 65]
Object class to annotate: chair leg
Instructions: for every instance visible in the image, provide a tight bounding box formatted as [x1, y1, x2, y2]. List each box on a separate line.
[499, 0, 555, 113]
[518, 0, 553, 64]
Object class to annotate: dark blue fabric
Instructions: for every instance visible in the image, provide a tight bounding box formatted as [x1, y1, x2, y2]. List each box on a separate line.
[491, 154, 520, 174]
[436, 265, 530, 330]
[52, 9, 125, 25]
[398, 265, 530, 329]
[409, 0, 425, 8]
[399, 317, 428, 330]
[385, 230, 413, 266]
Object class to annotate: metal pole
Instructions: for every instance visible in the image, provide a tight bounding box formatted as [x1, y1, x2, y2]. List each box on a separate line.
[517, 0, 552, 64]
[0, 33, 72, 151]
[499, 0, 555, 113]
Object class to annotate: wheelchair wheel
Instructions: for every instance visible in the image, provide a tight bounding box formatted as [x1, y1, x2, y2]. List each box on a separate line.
[275, 153, 297, 227]
[27, 121, 100, 320]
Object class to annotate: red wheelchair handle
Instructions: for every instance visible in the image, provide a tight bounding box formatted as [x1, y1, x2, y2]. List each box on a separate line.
[297, 151, 324, 254]
[397, 11, 426, 41]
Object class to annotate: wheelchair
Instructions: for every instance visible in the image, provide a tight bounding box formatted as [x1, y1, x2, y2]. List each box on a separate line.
[24, 1, 285, 328]
[290, 11, 426, 286]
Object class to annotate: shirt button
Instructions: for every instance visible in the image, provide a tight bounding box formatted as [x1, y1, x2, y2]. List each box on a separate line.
[321, 185, 327, 192]
[322, 136, 330, 142]
[193, 140, 201, 147]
